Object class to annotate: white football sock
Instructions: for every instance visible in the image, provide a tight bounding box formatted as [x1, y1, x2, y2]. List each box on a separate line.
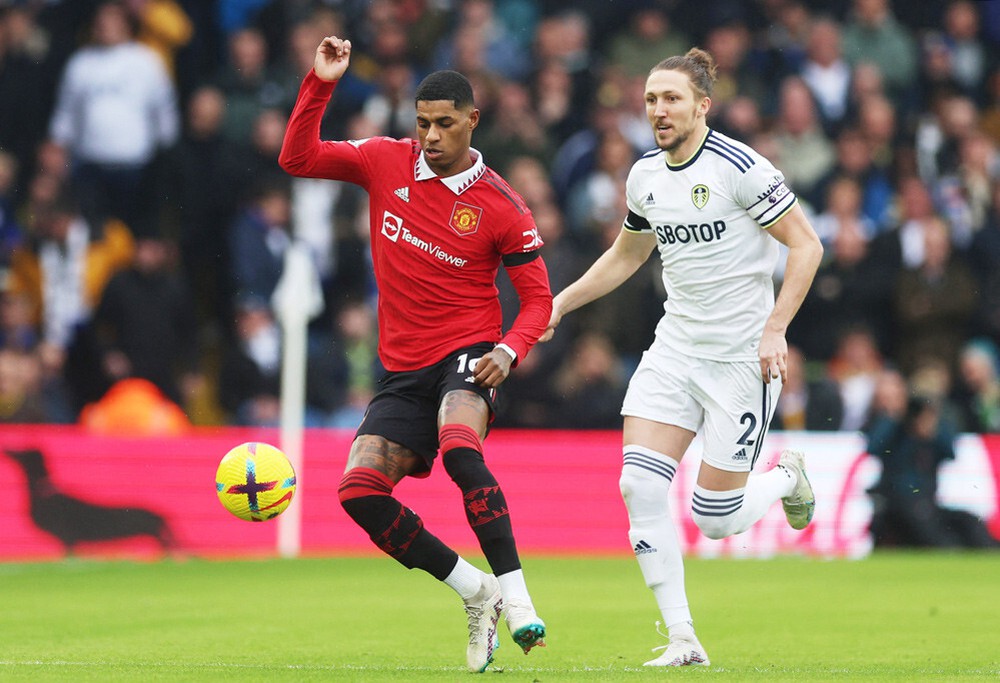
[691, 467, 795, 539]
[620, 444, 691, 628]
[497, 568, 531, 605]
[444, 556, 485, 600]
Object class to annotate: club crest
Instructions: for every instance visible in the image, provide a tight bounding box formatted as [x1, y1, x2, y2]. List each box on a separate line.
[692, 184, 709, 209]
[450, 202, 483, 236]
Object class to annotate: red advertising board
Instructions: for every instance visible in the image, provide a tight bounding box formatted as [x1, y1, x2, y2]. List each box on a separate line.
[1, 426, 997, 560]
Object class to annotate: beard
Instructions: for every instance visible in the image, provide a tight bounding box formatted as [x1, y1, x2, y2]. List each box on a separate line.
[659, 127, 690, 153]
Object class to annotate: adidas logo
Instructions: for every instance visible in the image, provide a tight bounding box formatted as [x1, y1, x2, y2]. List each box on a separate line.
[633, 539, 656, 555]
[394, 186, 410, 202]
[643, 192, 655, 206]
[732, 448, 748, 461]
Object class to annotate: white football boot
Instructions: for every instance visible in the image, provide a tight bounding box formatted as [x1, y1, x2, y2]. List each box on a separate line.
[503, 599, 546, 654]
[644, 622, 710, 667]
[463, 573, 503, 672]
[778, 449, 816, 530]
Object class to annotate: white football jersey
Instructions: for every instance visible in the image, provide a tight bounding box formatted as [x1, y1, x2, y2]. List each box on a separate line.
[624, 128, 797, 361]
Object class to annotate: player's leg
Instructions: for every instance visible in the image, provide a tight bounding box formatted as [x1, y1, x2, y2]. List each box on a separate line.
[620, 416, 709, 667]
[437, 387, 546, 655]
[690, 361, 812, 539]
[338, 435, 502, 672]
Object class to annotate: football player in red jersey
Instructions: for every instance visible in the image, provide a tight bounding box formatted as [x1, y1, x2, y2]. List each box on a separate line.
[280, 36, 551, 672]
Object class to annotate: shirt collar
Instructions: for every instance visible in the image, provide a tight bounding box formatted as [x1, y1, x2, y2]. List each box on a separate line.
[414, 147, 486, 195]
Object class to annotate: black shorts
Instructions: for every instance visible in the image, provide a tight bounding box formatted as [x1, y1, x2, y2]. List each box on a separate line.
[355, 342, 499, 471]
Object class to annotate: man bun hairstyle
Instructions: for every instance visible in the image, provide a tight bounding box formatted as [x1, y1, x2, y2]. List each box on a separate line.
[650, 47, 718, 99]
[414, 70, 475, 109]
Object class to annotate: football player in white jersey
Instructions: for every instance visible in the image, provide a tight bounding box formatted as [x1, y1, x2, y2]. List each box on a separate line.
[543, 48, 824, 667]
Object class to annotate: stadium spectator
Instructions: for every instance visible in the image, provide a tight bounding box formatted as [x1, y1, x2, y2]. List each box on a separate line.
[771, 344, 844, 431]
[799, 17, 851, 137]
[892, 216, 978, 376]
[6, 188, 134, 412]
[827, 325, 885, 433]
[217, 293, 344, 428]
[210, 27, 289, 144]
[157, 84, 246, 328]
[565, 129, 635, 245]
[431, 0, 530, 81]
[754, 0, 810, 88]
[933, 129, 999, 250]
[772, 76, 836, 200]
[551, 331, 628, 430]
[606, 6, 688, 79]
[322, 298, 381, 429]
[840, 0, 918, 111]
[89, 233, 201, 411]
[216, 295, 281, 427]
[855, 93, 899, 178]
[792, 189, 891, 360]
[0, 347, 49, 423]
[530, 58, 577, 146]
[867, 393, 997, 548]
[47, 1, 179, 231]
[811, 127, 894, 232]
[279, 35, 551, 671]
[476, 80, 554, 176]
[954, 338, 1000, 433]
[938, 0, 988, 96]
[128, 0, 193, 79]
[227, 176, 292, 306]
[544, 48, 823, 668]
[0, 5, 60, 194]
[0, 151, 24, 267]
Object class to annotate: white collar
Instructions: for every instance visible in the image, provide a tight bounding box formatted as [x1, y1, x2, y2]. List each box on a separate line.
[414, 147, 486, 195]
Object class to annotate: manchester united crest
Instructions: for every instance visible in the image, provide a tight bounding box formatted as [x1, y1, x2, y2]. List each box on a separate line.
[449, 202, 483, 236]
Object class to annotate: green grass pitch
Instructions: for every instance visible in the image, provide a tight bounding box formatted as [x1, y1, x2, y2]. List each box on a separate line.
[1, 552, 998, 681]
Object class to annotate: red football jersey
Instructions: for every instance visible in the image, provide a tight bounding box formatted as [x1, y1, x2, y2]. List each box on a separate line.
[280, 71, 552, 371]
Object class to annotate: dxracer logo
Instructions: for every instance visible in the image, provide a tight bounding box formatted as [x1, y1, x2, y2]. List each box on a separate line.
[381, 210, 468, 268]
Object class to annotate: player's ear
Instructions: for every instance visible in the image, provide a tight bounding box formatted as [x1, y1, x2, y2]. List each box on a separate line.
[698, 96, 712, 117]
[468, 107, 480, 132]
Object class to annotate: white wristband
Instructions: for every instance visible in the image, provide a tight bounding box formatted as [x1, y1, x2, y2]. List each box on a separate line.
[495, 343, 517, 362]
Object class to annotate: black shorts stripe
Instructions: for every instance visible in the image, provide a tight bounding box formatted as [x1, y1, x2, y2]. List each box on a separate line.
[750, 380, 774, 469]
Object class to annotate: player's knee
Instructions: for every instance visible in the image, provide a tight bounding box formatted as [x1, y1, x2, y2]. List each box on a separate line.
[619, 466, 669, 516]
[338, 468, 394, 521]
[690, 510, 741, 540]
[691, 486, 746, 539]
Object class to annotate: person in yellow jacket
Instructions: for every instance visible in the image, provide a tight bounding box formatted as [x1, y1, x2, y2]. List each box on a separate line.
[6, 189, 134, 402]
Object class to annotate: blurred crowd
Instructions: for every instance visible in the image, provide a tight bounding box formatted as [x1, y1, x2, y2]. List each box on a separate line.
[1, 0, 999, 438]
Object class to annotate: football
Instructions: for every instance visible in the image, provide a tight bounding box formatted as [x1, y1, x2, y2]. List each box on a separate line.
[215, 442, 297, 522]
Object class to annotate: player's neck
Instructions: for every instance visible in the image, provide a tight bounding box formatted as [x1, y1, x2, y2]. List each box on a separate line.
[664, 123, 709, 166]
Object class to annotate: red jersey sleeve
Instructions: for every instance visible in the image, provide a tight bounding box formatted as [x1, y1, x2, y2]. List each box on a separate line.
[500, 253, 553, 363]
[279, 70, 383, 187]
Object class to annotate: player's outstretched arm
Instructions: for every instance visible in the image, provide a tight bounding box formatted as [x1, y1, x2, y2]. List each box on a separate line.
[313, 36, 352, 82]
[541, 228, 656, 342]
[759, 203, 823, 383]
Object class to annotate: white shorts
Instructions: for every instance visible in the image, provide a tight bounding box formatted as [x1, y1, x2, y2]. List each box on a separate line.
[621, 339, 781, 472]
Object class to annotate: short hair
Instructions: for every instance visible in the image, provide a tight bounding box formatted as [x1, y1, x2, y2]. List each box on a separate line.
[414, 70, 474, 109]
[650, 47, 718, 99]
